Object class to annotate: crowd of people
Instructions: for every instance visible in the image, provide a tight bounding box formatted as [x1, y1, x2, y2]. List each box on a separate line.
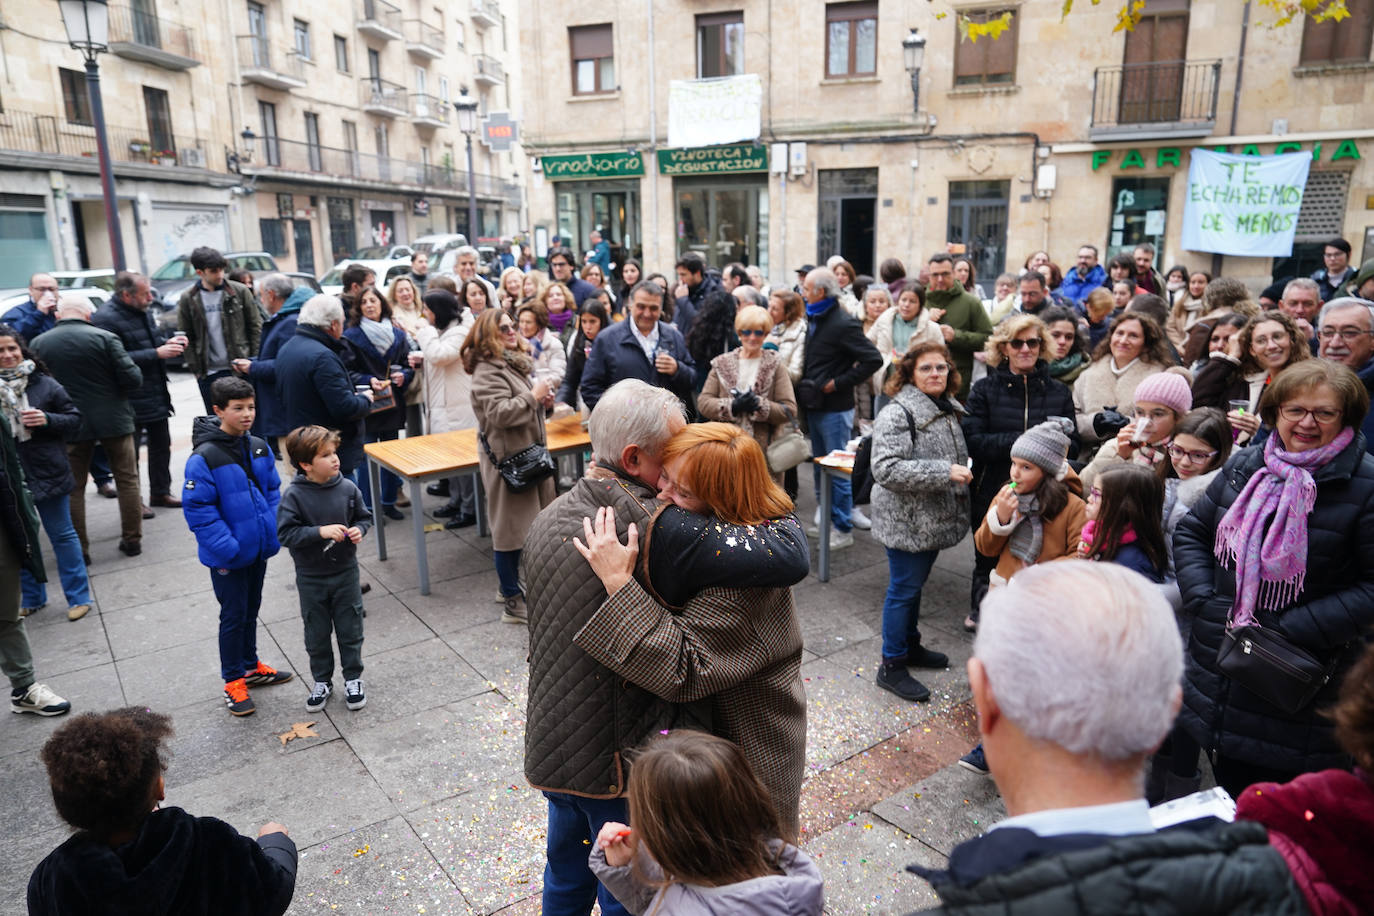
[5, 230, 1374, 914]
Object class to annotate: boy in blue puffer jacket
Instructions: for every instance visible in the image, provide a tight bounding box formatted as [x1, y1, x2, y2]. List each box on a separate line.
[183, 376, 292, 717]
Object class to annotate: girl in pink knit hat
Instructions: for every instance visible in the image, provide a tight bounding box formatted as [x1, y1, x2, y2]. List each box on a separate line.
[1080, 370, 1192, 489]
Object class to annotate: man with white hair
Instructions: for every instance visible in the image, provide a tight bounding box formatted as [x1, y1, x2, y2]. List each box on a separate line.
[522, 379, 687, 916]
[799, 266, 882, 549]
[30, 295, 144, 558]
[451, 245, 498, 303]
[232, 273, 305, 458]
[1279, 277, 1322, 348]
[1317, 297, 1374, 455]
[274, 295, 373, 476]
[909, 561, 1306, 915]
[731, 284, 766, 312]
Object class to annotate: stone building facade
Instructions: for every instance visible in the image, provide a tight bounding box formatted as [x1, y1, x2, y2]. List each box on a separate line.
[518, 0, 1373, 289]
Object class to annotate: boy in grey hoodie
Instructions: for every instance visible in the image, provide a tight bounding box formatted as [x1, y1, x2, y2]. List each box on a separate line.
[277, 425, 372, 713]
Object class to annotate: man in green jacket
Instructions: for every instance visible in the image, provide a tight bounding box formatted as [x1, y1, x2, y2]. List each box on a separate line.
[0, 397, 72, 716]
[30, 296, 144, 558]
[176, 247, 262, 413]
[907, 562, 1306, 916]
[926, 253, 992, 400]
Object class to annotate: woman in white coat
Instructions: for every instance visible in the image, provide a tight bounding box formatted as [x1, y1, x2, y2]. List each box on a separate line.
[867, 284, 944, 414]
[414, 288, 478, 529]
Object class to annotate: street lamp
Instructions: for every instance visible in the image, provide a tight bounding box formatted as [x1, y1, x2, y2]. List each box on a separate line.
[59, 0, 125, 271]
[902, 28, 927, 114]
[453, 88, 479, 243]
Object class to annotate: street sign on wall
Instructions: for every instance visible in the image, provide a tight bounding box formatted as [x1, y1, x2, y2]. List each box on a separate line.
[540, 151, 644, 181]
[657, 143, 768, 176]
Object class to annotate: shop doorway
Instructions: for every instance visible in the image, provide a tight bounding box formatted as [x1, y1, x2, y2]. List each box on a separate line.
[674, 176, 767, 271]
[947, 180, 1009, 282]
[293, 220, 315, 275]
[554, 183, 641, 267]
[818, 169, 877, 276]
[1107, 176, 1170, 264]
[327, 197, 355, 263]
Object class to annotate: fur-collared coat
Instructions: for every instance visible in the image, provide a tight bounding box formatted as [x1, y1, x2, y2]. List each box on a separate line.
[698, 348, 797, 482]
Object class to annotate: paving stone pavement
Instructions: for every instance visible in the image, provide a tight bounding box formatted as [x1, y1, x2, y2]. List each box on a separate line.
[0, 373, 1003, 915]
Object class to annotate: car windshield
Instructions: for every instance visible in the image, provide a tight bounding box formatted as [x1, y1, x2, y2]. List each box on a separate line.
[320, 269, 344, 286]
[230, 255, 274, 271]
[354, 246, 388, 259]
[151, 259, 192, 280]
[411, 242, 436, 256]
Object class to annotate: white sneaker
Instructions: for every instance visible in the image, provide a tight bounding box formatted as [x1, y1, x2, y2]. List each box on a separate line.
[501, 593, 528, 624]
[305, 681, 331, 713]
[344, 679, 367, 710]
[829, 529, 855, 550]
[11, 682, 72, 716]
[850, 507, 872, 530]
[814, 507, 822, 527]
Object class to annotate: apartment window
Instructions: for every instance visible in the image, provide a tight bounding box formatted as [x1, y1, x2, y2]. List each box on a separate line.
[367, 47, 381, 87]
[260, 219, 288, 256]
[953, 9, 1019, 86]
[825, 2, 876, 78]
[59, 68, 92, 125]
[342, 120, 360, 176]
[454, 20, 464, 50]
[1299, 0, 1373, 64]
[304, 112, 322, 171]
[293, 19, 311, 59]
[259, 100, 279, 166]
[142, 86, 174, 154]
[439, 75, 450, 105]
[697, 12, 744, 78]
[334, 34, 349, 72]
[570, 24, 614, 94]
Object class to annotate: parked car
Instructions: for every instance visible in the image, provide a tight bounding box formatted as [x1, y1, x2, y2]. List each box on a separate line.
[409, 233, 469, 263]
[353, 244, 413, 261]
[53, 269, 117, 293]
[0, 285, 109, 317]
[149, 250, 278, 312]
[318, 258, 411, 297]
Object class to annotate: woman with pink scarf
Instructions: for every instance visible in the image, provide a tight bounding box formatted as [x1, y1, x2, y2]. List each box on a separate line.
[1174, 360, 1374, 799]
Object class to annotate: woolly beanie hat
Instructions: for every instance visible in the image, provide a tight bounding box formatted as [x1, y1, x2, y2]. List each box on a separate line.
[1011, 420, 1071, 478]
[1133, 372, 1192, 417]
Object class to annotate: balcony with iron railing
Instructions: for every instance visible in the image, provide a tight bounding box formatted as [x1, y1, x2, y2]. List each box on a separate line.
[241, 134, 508, 197]
[409, 94, 450, 129]
[237, 35, 307, 90]
[107, 4, 200, 70]
[357, 0, 403, 41]
[360, 78, 408, 117]
[1090, 59, 1221, 141]
[403, 19, 444, 59]
[473, 53, 504, 86]
[470, 0, 500, 28]
[0, 110, 209, 169]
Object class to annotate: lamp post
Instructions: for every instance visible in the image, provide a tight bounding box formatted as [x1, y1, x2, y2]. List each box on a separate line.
[902, 28, 927, 114]
[59, 0, 125, 271]
[453, 89, 479, 243]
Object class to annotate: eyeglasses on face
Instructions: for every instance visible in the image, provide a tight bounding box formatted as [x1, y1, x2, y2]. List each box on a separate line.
[1318, 327, 1373, 341]
[1279, 405, 1341, 425]
[915, 363, 949, 374]
[737, 328, 768, 337]
[497, 322, 516, 332]
[1007, 338, 1042, 350]
[1166, 445, 1218, 463]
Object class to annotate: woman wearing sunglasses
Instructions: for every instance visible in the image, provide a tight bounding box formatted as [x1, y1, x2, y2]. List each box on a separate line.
[961, 313, 1079, 630]
[697, 306, 798, 485]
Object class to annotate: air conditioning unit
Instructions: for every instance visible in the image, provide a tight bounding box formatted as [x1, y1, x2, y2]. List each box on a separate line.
[179, 148, 207, 168]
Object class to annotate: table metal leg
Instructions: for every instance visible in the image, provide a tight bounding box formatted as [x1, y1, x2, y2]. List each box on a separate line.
[412, 478, 430, 596]
[369, 458, 386, 560]
[818, 467, 833, 582]
[473, 469, 489, 538]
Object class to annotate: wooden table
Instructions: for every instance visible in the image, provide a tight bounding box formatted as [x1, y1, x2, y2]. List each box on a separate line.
[363, 414, 591, 594]
[813, 460, 852, 583]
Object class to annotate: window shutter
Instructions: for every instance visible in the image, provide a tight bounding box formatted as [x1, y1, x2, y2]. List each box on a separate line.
[826, 1, 877, 22]
[983, 10, 1018, 79]
[1333, 0, 1374, 62]
[569, 23, 612, 59]
[1294, 171, 1351, 243]
[698, 11, 743, 27]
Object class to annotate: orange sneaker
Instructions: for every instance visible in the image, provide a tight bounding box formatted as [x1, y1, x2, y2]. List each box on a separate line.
[244, 661, 293, 687]
[224, 678, 255, 716]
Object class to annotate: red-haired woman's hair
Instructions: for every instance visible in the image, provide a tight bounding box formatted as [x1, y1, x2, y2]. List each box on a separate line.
[660, 423, 793, 526]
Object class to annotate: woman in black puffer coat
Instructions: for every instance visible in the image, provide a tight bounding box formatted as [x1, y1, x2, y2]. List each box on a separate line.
[0, 326, 90, 619]
[961, 314, 1079, 627]
[1174, 360, 1374, 798]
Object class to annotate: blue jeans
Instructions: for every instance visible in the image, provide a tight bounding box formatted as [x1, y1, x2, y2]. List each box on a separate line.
[881, 547, 938, 662]
[541, 791, 630, 916]
[357, 430, 401, 510]
[211, 557, 267, 682]
[494, 549, 521, 597]
[20, 495, 92, 610]
[809, 407, 854, 532]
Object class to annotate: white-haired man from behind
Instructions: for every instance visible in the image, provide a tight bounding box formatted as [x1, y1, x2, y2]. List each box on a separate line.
[909, 561, 1309, 916]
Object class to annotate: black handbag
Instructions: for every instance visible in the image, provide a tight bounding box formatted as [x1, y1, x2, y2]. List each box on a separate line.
[1216, 624, 1339, 716]
[479, 432, 556, 493]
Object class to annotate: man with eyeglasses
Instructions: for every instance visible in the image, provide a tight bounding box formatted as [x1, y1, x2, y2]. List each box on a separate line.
[1316, 296, 1374, 454]
[1311, 237, 1356, 303]
[546, 246, 596, 309]
[1278, 278, 1322, 351]
[2, 274, 60, 342]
